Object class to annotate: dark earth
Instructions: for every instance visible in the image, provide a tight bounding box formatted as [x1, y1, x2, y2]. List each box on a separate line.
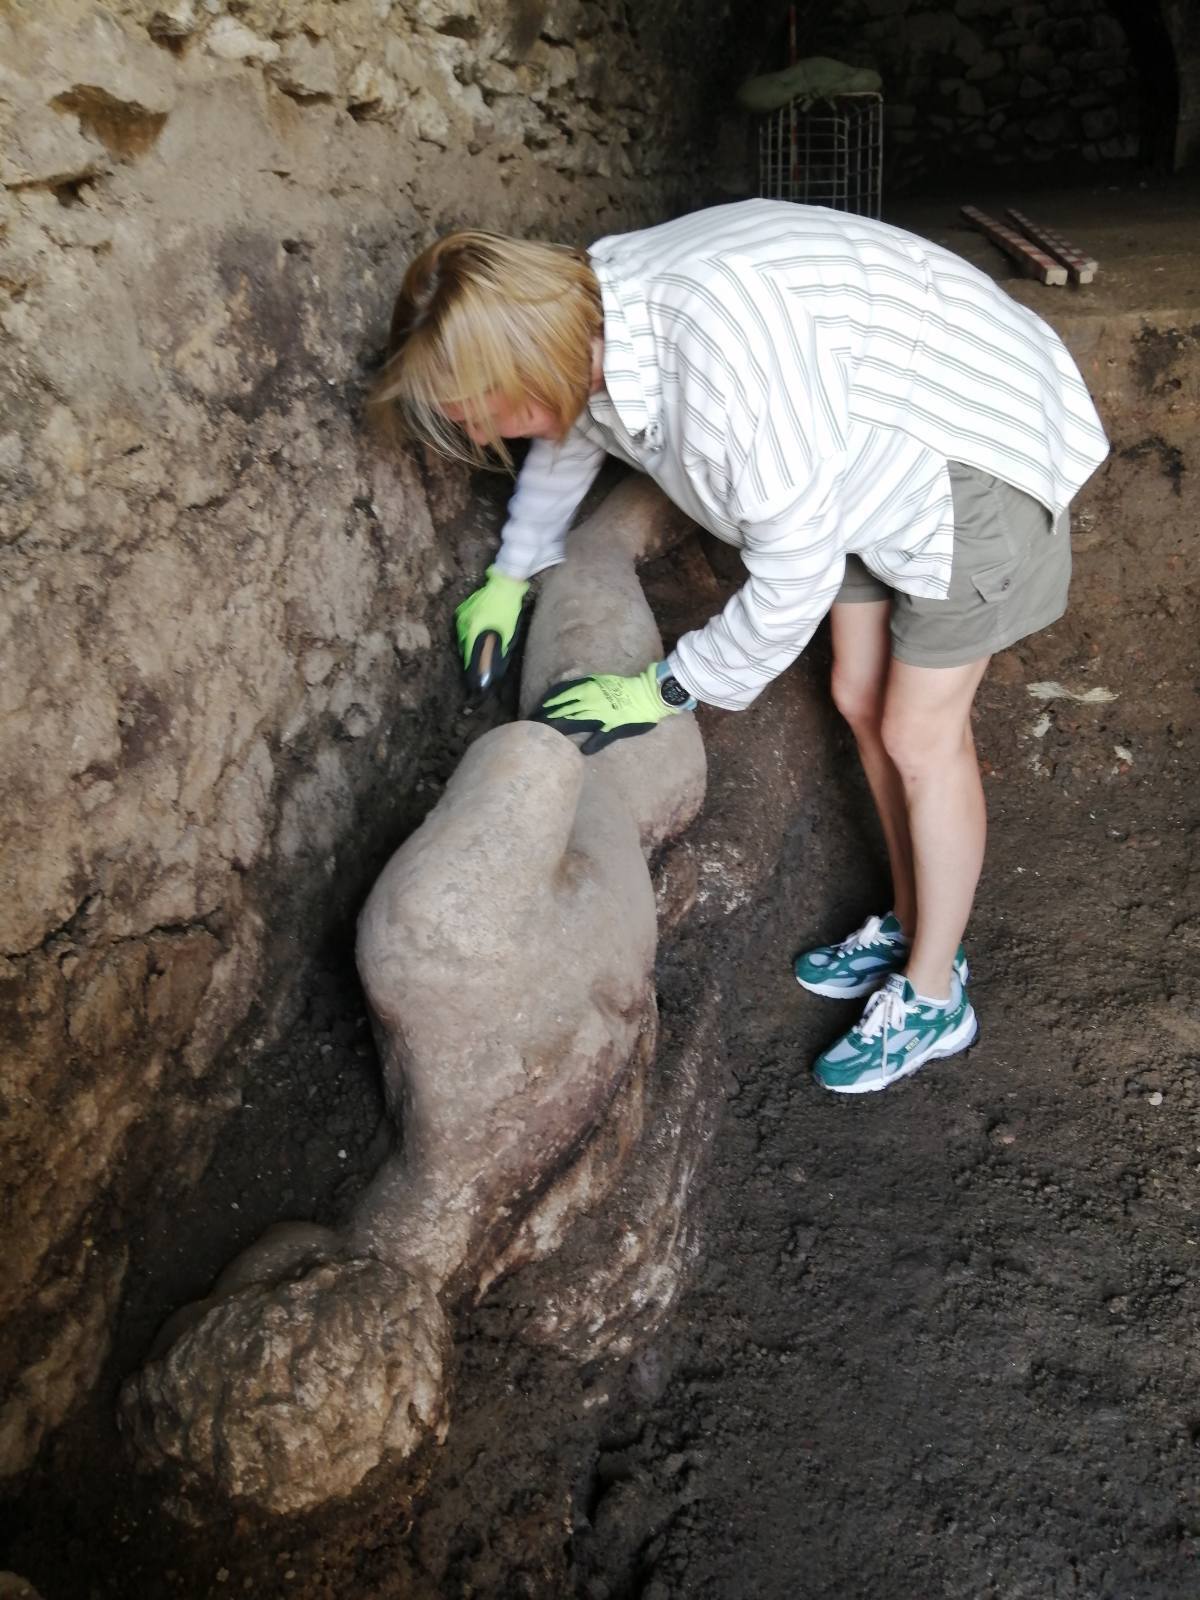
[3, 192, 1199, 1600]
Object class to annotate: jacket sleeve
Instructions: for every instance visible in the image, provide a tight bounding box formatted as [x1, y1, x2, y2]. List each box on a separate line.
[664, 267, 856, 709]
[667, 451, 850, 712]
[492, 429, 607, 580]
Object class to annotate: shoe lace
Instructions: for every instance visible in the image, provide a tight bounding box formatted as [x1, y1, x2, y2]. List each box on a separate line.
[855, 981, 911, 1075]
[837, 914, 889, 954]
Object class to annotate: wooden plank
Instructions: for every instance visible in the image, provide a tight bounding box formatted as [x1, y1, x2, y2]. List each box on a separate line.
[961, 205, 1068, 286]
[1005, 208, 1098, 284]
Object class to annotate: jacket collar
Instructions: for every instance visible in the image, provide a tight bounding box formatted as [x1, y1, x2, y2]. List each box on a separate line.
[587, 255, 663, 450]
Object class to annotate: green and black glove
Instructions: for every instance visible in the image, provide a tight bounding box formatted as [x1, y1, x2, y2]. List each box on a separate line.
[454, 566, 531, 695]
[533, 661, 694, 755]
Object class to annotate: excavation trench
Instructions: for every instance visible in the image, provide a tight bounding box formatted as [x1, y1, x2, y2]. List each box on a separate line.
[3, 189, 1200, 1599]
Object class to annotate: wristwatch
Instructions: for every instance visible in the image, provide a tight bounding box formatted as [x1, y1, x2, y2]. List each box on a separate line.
[656, 661, 698, 711]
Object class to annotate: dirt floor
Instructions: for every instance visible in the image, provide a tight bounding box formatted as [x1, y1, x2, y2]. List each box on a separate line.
[3, 180, 1199, 1599]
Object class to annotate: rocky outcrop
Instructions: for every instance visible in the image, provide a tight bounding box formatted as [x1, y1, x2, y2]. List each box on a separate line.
[0, 0, 750, 1482]
[120, 480, 709, 1514]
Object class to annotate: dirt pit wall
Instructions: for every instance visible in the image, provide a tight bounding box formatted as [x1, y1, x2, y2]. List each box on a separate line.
[0, 0, 748, 1482]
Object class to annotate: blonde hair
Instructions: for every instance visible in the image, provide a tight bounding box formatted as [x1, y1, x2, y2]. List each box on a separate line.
[373, 230, 603, 468]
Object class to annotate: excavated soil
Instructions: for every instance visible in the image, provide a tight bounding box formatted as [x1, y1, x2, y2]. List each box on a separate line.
[3, 187, 1199, 1600]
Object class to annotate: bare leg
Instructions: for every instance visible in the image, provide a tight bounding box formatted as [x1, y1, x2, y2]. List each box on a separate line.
[880, 656, 991, 1000]
[829, 601, 916, 932]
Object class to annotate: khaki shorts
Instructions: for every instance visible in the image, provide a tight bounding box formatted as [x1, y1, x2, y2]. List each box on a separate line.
[836, 462, 1071, 667]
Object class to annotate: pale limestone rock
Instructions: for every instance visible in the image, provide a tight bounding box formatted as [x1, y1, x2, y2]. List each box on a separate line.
[381, 32, 423, 87]
[390, 618, 432, 653]
[38, 8, 176, 115]
[346, 60, 401, 118]
[0, 103, 110, 190]
[406, 87, 452, 147]
[0, 4, 173, 178]
[21, 189, 114, 252]
[527, 39, 577, 92]
[205, 17, 282, 64]
[214, 737, 276, 869]
[478, 58, 522, 94]
[268, 35, 339, 99]
[412, 0, 482, 32]
[149, 3, 200, 41]
[485, 91, 544, 144]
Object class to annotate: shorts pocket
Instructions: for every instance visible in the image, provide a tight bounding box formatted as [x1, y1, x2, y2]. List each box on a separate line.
[971, 560, 1019, 603]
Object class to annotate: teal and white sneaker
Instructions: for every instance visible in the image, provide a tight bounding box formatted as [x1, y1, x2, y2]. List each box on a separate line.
[794, 913, 969, 1000]
[813, 972, 978, 1094]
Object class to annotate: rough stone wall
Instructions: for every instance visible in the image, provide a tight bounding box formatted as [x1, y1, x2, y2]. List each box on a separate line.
[0, 0, 745, 1480]
[1163, 0, 1200, 169]
[794, 0, 1142, 190]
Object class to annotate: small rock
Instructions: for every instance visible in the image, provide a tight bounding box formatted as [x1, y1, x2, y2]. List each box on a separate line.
[205, 17, 281, 64]
[149, 1, 197, 39]
[1018, 42, 1055, 72]
[1084, 106, 1120, 142]
[347, 61, 400, 118]
[1148, 1091, 1164, 1106]
[269, 36, 339, 100]
[966, 49, 1004, 81]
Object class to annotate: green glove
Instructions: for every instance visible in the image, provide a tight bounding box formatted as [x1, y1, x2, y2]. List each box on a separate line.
[533, 662, 682, 755]
[454, 566, 531, 694]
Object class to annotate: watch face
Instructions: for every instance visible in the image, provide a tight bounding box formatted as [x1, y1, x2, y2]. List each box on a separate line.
[659, 674, 691, 708]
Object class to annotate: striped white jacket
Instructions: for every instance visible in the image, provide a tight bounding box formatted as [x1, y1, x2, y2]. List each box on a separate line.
[494, 200, 1109, 711]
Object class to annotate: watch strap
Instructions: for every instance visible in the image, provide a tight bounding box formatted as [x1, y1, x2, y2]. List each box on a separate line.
[655, 660, 698, 712]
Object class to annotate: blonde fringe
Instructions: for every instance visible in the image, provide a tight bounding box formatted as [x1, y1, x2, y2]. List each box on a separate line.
[372, 230, 603, 470]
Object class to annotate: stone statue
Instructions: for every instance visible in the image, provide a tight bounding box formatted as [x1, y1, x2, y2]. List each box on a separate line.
[120, 479, 707, 1514]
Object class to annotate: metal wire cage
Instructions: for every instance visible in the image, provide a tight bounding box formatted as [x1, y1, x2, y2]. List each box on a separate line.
[757, 93, 883, 218]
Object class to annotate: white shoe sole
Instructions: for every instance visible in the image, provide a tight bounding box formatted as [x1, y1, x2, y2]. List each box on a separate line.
[796, 957, 969, 1004]
[815, 1005, 979, 1095]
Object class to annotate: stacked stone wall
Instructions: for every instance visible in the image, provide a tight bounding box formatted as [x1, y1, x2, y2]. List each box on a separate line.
[0, 0, 745, 1481]
[796, 0, 1142, 188]
[1163, 0, 1200, 168]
